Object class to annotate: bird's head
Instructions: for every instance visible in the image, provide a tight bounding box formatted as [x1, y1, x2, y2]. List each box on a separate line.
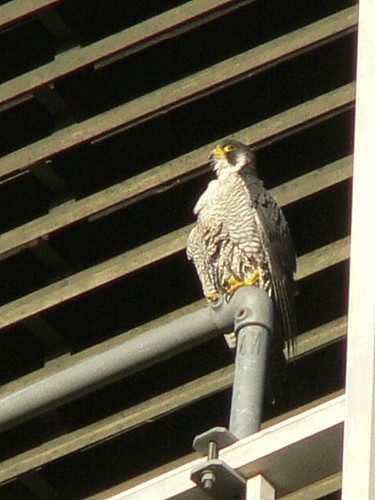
[209, 139, 257, 176]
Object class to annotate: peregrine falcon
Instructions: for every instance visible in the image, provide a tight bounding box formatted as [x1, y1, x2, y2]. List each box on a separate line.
[187, 139, 297, 351]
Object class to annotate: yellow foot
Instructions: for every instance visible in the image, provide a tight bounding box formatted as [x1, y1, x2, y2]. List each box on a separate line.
[227, 270, 260, 294]
[247, 269, 260, 286]
[207, 292, 221, 302]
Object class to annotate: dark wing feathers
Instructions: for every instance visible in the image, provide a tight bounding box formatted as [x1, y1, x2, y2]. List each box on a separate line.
[244, 176, 297, 345]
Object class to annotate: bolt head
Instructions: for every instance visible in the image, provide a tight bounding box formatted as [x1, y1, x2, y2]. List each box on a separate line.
[235, 307, 249, 320]
[201, 470, 216, 490]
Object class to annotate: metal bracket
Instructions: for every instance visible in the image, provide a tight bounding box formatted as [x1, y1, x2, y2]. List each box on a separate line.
[191, 427, 245, 499]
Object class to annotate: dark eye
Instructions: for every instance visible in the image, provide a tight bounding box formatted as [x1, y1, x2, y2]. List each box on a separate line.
[223, 144, 236, 152]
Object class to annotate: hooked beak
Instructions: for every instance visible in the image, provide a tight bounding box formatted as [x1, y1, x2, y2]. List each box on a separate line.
[209, 146, 225, 161]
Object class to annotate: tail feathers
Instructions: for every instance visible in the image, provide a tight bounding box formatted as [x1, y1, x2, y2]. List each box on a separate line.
[273, 275, 298, 356]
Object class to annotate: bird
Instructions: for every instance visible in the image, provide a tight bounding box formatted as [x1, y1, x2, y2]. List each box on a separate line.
[187, 139, 297, 394]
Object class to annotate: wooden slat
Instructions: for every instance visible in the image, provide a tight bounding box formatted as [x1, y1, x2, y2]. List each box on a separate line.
[0, 312, 346, 485]
[0, 0, 253, 108]
[271, 155, 353, 207]
[0, 224, 190, 331]
[0, 85, 355, 261]
[292, 316, 347, 360]
[281, 472, 341, 500]
[296, 236, 350, 281]
[0, 0, 64, 30]
[0, 7, 357, 180]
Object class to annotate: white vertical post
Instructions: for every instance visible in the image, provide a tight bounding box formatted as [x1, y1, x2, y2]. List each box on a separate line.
[342, 1, 375, 499]
[246, 475, 275, 500]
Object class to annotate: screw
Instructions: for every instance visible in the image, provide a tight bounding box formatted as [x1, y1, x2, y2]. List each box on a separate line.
[207, 440, 217, 460]
[235, 307, 249, 320]
[201, 470, 216, 490]
[199, 441, 218, 490]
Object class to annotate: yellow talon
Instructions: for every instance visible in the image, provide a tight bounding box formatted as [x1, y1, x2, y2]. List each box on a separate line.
[227, 277, 244, 294]
[207, 292, 221, 302]
[227, 270, 260, 294]
[247, 269, 260, 286]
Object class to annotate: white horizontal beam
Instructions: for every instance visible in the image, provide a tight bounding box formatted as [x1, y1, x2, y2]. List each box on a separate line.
[111, 395, 345, 499]
[281, 472, 341, 500]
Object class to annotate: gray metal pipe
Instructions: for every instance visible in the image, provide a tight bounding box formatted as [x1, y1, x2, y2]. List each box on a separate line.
[0, 286, 268, 433]
[229, 290, 273, 439]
